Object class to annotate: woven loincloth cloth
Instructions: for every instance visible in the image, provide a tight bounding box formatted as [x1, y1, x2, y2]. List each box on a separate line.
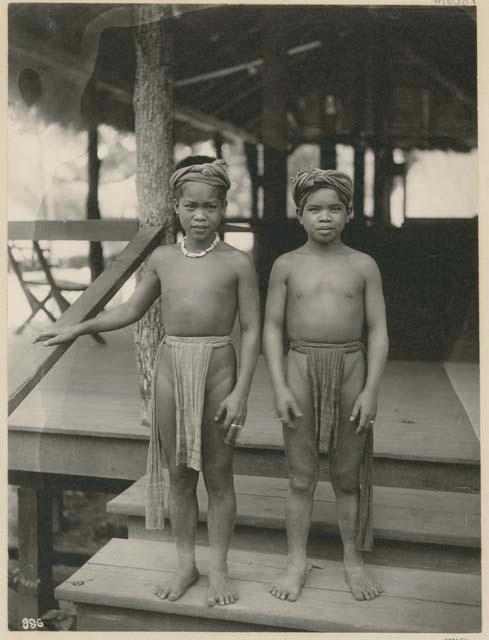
[146, 335, 232, 529]
[289, 339, 373, 551]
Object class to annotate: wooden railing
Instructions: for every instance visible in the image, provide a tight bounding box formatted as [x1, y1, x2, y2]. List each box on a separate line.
[8, 219, 140, 241]
[8, 224, 165, 415]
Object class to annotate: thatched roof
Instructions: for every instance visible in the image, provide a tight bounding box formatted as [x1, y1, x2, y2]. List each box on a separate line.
[9, 3, 476, 150]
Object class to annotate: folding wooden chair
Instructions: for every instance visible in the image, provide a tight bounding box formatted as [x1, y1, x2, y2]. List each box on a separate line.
[8, 241, 105, 344]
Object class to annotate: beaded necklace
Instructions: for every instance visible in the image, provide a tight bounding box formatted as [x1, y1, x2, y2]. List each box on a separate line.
[180, 233, 220, 258]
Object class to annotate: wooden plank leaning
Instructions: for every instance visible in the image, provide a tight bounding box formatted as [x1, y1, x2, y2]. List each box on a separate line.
[8, 219, 140, 242]
[8, 225, 165, 416]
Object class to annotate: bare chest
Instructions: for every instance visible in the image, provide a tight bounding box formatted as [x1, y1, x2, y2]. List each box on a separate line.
[288, 264, 364, 303]
[157, 257, 237, 301]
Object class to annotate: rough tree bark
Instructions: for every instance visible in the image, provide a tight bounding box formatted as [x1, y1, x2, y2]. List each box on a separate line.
[133, 6, 175, 426]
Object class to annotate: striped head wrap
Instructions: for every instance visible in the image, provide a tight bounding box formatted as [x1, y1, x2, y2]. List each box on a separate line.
[292, 168, 353, 213]
[170, 159, 231, 194]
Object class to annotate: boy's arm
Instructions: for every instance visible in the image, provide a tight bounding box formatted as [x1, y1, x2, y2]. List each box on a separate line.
[215, 253, 260, 432]
[35, 252, 162, 346]
[263, 257, 302, 428]
[351, 256, 389, 433]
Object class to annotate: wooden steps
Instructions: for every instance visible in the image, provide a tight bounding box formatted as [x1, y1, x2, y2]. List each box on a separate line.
[54, 538, 481, 632]
[107, 474, 480, 548]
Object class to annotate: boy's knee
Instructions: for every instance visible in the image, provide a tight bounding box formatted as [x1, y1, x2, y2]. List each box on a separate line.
[169, 467, 197, 495]
[330, 466, 359, 494]
[289, 471, 316, 494]
[203, 463, 233, 498]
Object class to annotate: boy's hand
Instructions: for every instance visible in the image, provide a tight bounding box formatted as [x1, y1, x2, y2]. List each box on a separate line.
[274, 386, 303, 430]
[214, 390, 247, 444]
[33, 326, 80, 346]
[350, 389, 378, 434]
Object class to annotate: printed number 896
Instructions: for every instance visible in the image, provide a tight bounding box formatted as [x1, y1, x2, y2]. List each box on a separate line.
[22, 618, 44, 630]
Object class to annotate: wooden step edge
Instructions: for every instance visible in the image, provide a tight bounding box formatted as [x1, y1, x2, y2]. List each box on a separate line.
[125, 515, 480, 549]
[107, 475, 481, 513]
[53, 538, 481, 633]
[106, 478, 480, 548]
[236, 442, 480, 466]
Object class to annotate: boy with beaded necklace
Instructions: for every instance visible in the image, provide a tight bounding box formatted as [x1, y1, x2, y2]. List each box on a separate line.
[36, 156, 261, 607]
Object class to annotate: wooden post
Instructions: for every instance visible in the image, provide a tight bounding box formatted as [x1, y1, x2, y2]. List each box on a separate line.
[261, 10, 288, 221]
[214, 133, 223, 160]
[244, 142, 259, 221]
[371, 16, 392, 225]
[320, 139, 336, 170]
[353, 141, 365, 222]
[258, 11, 289, 318]
[16, 487, 56, 624]
[352, 16, 369, 225]
[86, 76, 105, 281]
[374, 146, 393, 225]
[133, 6, 176, 426]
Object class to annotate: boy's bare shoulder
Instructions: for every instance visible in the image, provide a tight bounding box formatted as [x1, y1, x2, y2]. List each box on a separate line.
[151, 243, 179, 257]
[347, 248, 380, 275]
[147, 243, 179, 266]
[271, 249, 303, 275]
[219, 242, 254, 269]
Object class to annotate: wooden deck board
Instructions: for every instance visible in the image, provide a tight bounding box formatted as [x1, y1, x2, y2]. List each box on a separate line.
[107, 475, 480, 547]
[9, 327, 479, 464]
[54, 538, 481, 632]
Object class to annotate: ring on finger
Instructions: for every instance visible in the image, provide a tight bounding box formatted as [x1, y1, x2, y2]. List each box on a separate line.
[230, 423, 243, 429]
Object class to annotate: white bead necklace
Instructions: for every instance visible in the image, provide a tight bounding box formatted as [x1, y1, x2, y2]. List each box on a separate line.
[180, 233, 220, 258]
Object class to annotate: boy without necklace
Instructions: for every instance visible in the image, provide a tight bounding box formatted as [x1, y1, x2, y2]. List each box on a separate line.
[35, 156, 261, 607]
[263, 168, 388, 602]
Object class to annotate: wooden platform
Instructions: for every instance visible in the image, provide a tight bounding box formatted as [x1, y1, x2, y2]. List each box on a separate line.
[9, 327, 479, 463]
[54, 538, 481, 632]
[107, 474, 480, 548]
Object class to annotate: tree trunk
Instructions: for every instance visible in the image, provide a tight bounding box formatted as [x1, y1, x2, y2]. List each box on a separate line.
[133, 6, 175, 426]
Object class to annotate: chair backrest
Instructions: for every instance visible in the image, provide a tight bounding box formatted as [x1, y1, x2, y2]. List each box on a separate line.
[7, 242, 27, 284]
[33, 241, 58, 289]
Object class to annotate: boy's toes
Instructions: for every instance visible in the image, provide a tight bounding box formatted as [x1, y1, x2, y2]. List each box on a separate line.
[155, 587, 170, 600]
[207, 594, 216, 607]
[352, 587, 364, 601]
[287, 591, 299, 602]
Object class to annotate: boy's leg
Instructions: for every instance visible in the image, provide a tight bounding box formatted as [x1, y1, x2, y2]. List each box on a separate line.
[270, 349, 318, 602]
[154, 345, 200, 601]
[201, 344, 238, 606]
[330, 350, 382, 601]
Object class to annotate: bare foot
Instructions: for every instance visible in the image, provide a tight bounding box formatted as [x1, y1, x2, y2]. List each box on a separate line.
[344, 564, 383, 601]
[154, 565, 199, 601]
[269, 562, 307, 602]
[207, 569, 239, 606]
